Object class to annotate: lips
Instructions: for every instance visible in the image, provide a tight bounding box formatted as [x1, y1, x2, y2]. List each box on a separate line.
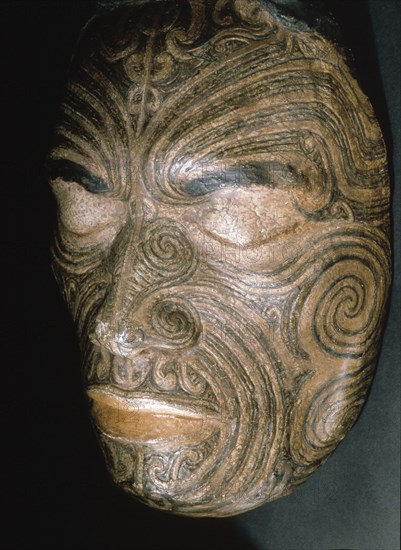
[88, 386, 222, 449]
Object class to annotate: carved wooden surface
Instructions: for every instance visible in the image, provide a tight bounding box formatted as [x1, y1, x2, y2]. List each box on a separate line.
[49, 0, 390, 516]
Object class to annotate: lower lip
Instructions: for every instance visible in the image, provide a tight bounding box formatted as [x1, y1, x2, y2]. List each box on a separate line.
[87, 387, 222, 449]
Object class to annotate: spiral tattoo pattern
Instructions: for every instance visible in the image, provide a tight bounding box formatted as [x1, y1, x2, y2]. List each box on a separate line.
[290, 365, 376, 467]
[141, 219, 195, 278]
[288, 227, 390, 362]
[98, 289, 284, 516]
[150, 297, 201, 349]
[49, 0, 390, 516]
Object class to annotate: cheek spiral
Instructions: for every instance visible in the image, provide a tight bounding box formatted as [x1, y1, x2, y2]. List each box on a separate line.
[290, 365, 374, 466]
[288, 226, 390, 467]
[290, 227, 390, 362]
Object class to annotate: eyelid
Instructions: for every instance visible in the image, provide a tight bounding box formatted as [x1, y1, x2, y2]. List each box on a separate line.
[51, 179, 128, 237]
[47, 158, 111, 194]
[183, 186, 306, 247]
[175, 161, 304, 197]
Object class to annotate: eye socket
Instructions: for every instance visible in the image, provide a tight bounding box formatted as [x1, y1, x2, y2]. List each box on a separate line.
[47, 158, 110, 194]
[51, 179, 128, 243]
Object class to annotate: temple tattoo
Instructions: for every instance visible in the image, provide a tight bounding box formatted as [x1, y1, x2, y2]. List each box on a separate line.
[49, 0, 391, 516]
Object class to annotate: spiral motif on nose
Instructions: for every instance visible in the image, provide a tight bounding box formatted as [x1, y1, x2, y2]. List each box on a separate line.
[141, 219, 195, 279]
[150, 297, 202, 348]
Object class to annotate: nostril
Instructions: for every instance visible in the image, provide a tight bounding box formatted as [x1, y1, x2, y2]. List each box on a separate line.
[125, 328, 145, 345]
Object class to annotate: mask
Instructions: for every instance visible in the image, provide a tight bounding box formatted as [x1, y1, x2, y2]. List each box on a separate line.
[49, 0, 391, 516]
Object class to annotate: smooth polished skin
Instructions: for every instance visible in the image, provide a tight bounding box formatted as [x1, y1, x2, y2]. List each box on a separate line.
[49, 0, 391, 516]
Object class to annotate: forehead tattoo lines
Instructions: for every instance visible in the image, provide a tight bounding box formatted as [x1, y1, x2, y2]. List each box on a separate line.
[50, 0, 388, 226]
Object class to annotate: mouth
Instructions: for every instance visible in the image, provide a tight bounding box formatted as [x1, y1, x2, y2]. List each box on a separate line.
[88, 386, 223, 449]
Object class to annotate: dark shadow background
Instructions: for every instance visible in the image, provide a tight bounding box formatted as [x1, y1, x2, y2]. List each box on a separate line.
[2, 1, 400, 549]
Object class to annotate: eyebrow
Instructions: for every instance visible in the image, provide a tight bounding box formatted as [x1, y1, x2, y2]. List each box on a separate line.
[46, 158, 110, 194]
[180, 161, 304, 196]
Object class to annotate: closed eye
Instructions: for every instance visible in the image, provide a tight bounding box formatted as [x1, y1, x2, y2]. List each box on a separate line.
[178, 161, 305, 196]
[47, 158, 110, 194]
[50, 174, 127, 242]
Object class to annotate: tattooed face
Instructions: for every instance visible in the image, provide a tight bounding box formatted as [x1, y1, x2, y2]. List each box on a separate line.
[49, 0, 390, 516]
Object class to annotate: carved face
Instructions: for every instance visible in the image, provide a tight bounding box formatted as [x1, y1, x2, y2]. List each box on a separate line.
[49, 0, 390, 516]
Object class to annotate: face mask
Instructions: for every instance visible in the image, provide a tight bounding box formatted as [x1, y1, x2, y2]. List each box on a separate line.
[49, 0, 390, 517]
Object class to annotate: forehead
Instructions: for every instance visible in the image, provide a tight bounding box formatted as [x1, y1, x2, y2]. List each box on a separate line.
[67, 1, 343, 135]
[50, 0, 388, 222]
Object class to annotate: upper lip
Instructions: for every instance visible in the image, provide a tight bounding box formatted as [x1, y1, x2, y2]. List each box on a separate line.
[87, 385, 220, 417]
[87, 385, 223, 446]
